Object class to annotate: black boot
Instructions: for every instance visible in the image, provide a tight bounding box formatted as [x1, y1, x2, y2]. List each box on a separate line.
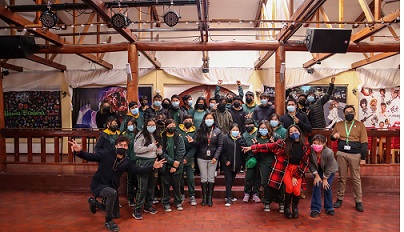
[284, 193, 292, 219]
[201, 182, 208, 206]
[207, 182, 214, 207]
[292, 194, 300, 219]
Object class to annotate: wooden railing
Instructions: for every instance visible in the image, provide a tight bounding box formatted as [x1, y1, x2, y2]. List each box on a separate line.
[0, 128, 400, 171]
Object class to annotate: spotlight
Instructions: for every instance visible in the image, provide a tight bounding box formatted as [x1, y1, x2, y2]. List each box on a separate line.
[40, 9, 58, 28]
[111, 13, 131, 28]
[316, 60, 321, 65]
[164, 10, 179, 27]
[307, 68, 314, 74]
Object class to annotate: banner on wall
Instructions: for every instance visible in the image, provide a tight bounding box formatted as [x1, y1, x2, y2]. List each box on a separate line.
[4, 91, 61, 128]
[73, 86, 152, 128]
[358, 87, 400, 128]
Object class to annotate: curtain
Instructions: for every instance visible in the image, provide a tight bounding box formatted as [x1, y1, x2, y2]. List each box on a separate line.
[357, 68, 400, 88]
[3, 70, 62, 92]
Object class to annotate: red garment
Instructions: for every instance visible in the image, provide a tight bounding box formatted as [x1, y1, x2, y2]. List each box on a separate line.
[284, 164, 302, 195]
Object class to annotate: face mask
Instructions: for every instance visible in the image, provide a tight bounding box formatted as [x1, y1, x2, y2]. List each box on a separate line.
[205, 119, 214, 127]
[298, 99, 306, 106]
[246, 98, 253, 104]
[140, 102, 147, 107]
[245, 125, 254, 133]
[147, 126, 156, 133]
[167, 127, 176, 134]
[233, 102, 241, 108]
[307, 96, 315, 103]
[260, 99, 268, 105]
[162, 103, 170, 109]
[184, 122, 193, 129]
[127, 125, 134, 132]
[218, 103, 226, 112]
[116, 148, 127, 156]
[290, 132, 300, 140]
[231, 130, 239, 137]
[270, 120, 279, 128]
[259, 128, 268, 136]
[172, 101, 180, 108]
[188, 100, 193, 106]
[103, 106, 111, 113]
[209, 103, 215, 108]
[131, 108, 139, 115]
[154, 101, 161, 107]
[287, 105, 296, 113]
[311, 144, 323, 153]
[345, 113, 355, 121]
[109, 124, 118, 132]
[196, 103, 204, 110]
[226, 98, 233, 103]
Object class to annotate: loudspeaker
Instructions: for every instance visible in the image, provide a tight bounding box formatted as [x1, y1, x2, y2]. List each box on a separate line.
[305, 28, 352, 53]
[0, 36, 38, 59]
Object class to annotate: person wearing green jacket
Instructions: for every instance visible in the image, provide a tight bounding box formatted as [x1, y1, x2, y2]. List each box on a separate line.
[178, 115, 197, 206]
[215, 80, 244, 110]
[160, 119, 186, 212]
[120, 101, 144, 132]
[269, 113, 287, 139]
[242, 91, 257, 118]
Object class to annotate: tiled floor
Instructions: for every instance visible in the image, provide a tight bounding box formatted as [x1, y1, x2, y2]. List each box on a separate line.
[0, 191, 399, 232]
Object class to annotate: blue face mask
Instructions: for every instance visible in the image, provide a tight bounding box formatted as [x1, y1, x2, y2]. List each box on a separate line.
[209, 103, 215, 108]
[270, 120, 279, 127]
[172, 101, 180, 107]
[231, 130, 239, 137]
[188, 100, 193, 106]
[131, 108, 139, 115]
[287, 105, 296, 113]
[205, 119, 214, 127]
[154, 101, 161, 107]
[307, 96, 315, 103]
[290, 132, 300, 140]
[147, 126, 156, 133]
[127, 125, 134, 132]
[259, 128, 268, 136]
[260, 99, 268, 105]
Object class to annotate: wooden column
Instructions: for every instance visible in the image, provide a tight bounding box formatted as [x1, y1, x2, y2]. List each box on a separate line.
[275, 45, 285, 116]
[0, 67, 6, 171]
[127, 43, 139, 103]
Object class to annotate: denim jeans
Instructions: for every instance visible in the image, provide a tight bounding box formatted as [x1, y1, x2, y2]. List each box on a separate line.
[310, 171, 335, 213]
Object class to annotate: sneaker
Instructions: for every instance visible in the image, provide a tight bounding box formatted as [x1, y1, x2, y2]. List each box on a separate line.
[310, 211, 320, 218]
[88, 197, 97, 214]
[243, 193, 250, 203]
[144, 206, 158, 214]
[214, 171, 218, 177]
[334, 199, 343, 208]
[355, 202, 364, 212]
[152, 197, 160, 204]
[176, 204, 183, 211]
[225, 199, 231, 207]
[278, 203, 285, 213]
[132, 211, 143, 220]
[225, 197, 237, 202]
[164, 204, 172, 212]
[252, 194, 261, 203]
[264, 204, 271, 212]
[326, 210, 335, 216]
[105, 220, 119, 232]
[190, 196, 197, 206]
[128, 200, 135, 207]
[239, 170, 244, 174]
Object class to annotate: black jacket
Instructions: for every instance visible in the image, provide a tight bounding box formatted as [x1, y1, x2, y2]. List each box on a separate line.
[252, 104, 275, 125]
[308, 83, 335, 128]
[94, 130, 119, 154]
[228, 107, 247, 134]
[75, 150, 153, 197]
[144, 106, 168, 123]
[95, 111, 120, 129]
[221, 135, 246, 172]
[280, 111, 312, 134]
[192, 127, 223, 160]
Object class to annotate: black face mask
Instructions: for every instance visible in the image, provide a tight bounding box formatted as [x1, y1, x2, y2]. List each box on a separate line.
[109, 124, 118, 132]
[184, 122, 193, 129]
[116, 148, 127, 156]
[246, 98, 253, 104]
[218, 103, 226, 112]
[226, 98, 233, 103]
[162, 103, 170, 109]
[196, 104, 204, 110]
[345, 113, 355, 121]
[167, 127, 176, 134]
[233, 102, 241, 108]
[245, 125, 254, 133]
[298, 99, 306, 106]
[103, 106, 111, 113]
[140, 102, 147, 107]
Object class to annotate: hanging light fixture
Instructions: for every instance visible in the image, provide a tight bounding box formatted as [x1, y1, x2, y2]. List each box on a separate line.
[40, 2, 58, 28]
[111, 13, 131, 28]
[163, 9, 179, 27]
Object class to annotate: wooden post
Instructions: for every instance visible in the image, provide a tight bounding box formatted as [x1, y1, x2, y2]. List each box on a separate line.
[127, 43, 139, 103]
[275, 45, 285, 116]
[0, 67, 6, 171]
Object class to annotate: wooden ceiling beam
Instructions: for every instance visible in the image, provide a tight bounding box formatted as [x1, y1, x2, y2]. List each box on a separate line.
[0, 61, 23, 72]
[254, 0, 268, 28]
[355, 0, 374, 22]
[26, 55, 66, 70]
[351, 52, 399, 69]
[357, 0, 375, 22]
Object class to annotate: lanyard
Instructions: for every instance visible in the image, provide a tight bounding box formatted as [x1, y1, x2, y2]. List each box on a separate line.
[344, 120, 355, 144]
[289, 113, 296, 125]
[207, 127, 214, 147]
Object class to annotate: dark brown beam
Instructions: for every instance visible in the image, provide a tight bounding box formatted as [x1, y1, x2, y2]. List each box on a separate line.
[35, 41, 400, 53]
[26, 55, 66, 70]
[254, 0, 268, 27]
[0, 61, 23, 72]
[351, 52, 399, 69]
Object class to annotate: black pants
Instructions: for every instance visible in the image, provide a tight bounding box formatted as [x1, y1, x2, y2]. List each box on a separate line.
[223, 168, 237, 199]
[161, 169, 182, 205]
[98, 187, 119, 222]
[135, 159, 158, 212]
[127, 161, 138, 201]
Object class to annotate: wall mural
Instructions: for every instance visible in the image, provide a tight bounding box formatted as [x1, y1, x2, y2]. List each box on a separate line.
[4, 91, 61, 128]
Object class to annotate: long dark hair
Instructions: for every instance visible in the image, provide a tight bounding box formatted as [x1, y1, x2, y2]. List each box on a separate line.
[194, 96, 208, 110]
[195, 112, 216, 144]
[104, 116, 118, 130]
[284, 125, 305, 158]
[125, 118, 139, 135]
[140, 118, 160, 146]
[257, 120, 273, 138]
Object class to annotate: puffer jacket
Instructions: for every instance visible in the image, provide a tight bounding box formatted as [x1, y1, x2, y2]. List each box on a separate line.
[308, 83, 334, 128]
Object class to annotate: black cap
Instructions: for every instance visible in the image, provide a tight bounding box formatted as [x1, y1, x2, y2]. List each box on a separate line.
[245, 91, 254, 97]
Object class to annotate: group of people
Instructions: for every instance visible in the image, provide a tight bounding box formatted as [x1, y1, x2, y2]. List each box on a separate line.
[74, 77, 368, 231]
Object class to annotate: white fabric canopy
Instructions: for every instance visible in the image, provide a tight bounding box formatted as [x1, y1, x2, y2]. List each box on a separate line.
[3, 70, 62, 92]
[162, 67, 254, 85]
[357, 68, 400, 88]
